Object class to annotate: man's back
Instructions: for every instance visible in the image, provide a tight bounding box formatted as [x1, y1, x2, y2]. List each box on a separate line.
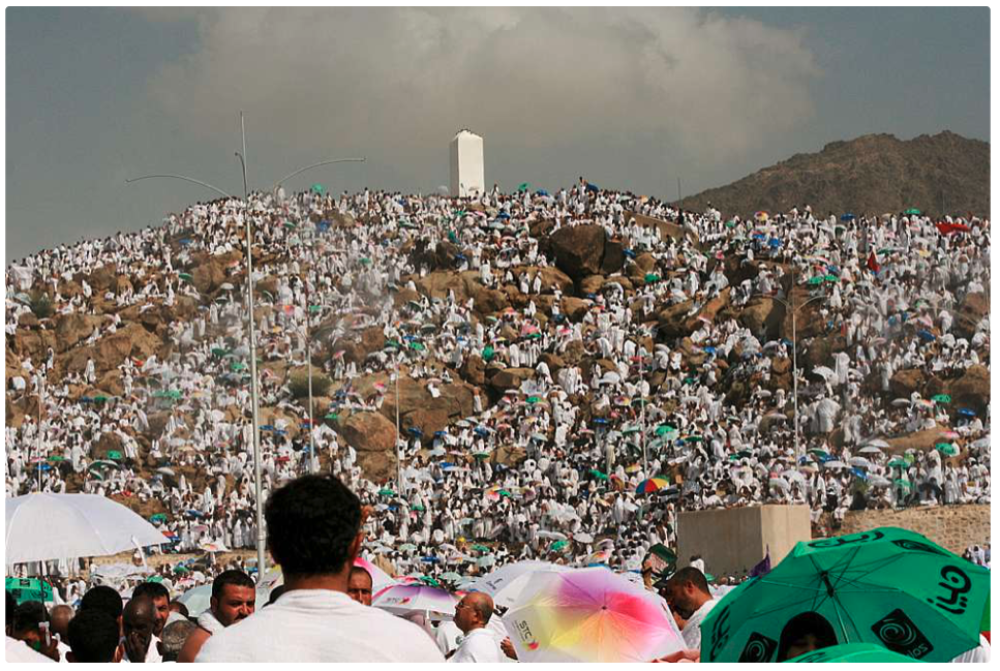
[195, 590, 445, 663]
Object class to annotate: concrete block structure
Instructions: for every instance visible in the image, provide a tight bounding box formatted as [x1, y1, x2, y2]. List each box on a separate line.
[677, 505, 812, 579]
[450, 129, 484, 198]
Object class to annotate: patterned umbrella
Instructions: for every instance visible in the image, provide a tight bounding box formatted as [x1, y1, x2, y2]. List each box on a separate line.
[701, 527, 989, 663]
[635, 478, 670, 494]
[503, 567, 684, 662]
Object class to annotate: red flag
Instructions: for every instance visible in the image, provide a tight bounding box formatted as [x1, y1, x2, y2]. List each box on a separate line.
[936, 221, 971, 235]
[867, 251, 880, 273]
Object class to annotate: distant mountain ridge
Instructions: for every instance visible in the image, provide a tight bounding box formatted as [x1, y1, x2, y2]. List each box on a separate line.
[677, 131, 989, 218]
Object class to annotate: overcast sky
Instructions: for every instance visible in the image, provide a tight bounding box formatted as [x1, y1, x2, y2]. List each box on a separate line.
[6, 6, 990, 260]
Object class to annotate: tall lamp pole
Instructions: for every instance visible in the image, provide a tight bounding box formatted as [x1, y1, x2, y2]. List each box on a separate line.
[127, 112, 363, 583]
[753, 266, 829, 460]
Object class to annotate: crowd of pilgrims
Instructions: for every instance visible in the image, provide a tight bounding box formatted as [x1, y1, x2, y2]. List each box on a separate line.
[5, 177, 990, 582]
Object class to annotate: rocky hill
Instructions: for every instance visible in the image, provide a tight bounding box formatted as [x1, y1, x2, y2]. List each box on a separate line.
[677, 131, 990, 218]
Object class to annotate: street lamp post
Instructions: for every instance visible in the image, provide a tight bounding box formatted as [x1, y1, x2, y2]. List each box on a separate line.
[126, 112, 364, 583]
[234, 112, 267, 581]
[753, 271, 829, 460]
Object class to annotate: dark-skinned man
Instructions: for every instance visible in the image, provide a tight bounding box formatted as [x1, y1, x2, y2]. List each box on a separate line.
[121, 596, 159, 663]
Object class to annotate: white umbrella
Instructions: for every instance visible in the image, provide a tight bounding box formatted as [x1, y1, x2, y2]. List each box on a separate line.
[861, 439, 890, 448]
[373, 584, 457, 619]
[823, 460, 847, 469]
[812, 366, 836, 380]
[869, 476, 892, 487]
[848, 456, 871, 469]
[858, 446, 884, 456]
[573, 532, 595, 544]
[5, 493, 169, 564]
[177, 583, 213, 617]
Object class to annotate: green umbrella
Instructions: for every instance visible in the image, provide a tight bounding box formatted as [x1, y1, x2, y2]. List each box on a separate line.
[888, 458, 909, 469]
[311, 183, 325, 194]
[894, 479, 912, 491]
[410, 504, 425, 512]
[701, 527, 989, 663]
[360, 257, 372, 266]
[211, 347, 229, 357]
[655, 425, 677, 436]
[308, 305, 322, 314]
[471, 544, 490, 552]
[324, 413, 339, 421]
[499, 489, 513, 498]
[645, 273, 661, 283]
[482, 345, 495, 361]
[178, 272, 194, 282]
[824, 275, 839, 283]
[905, 208, 922, 215]
[550, 540, 569, 552]
[378, 488, 396, 497]
[935, 443, 959, 457]
[409, 342, 425, 351]
[932, 394, 951, 404]
[785, 642, 923, 663]
[472, 452, 491, 460]
[47, 456, 65, 462]
[527, 396, 541, 404]
[807, 276, 824, 285]
[5, 577, 54, 605]
[588, 469, 609, 481]
[147, 575, 165, 584]
[517, 182, 531, 192]
[283, 221, 297, 229]
[108, 451, 123, 461]
[231, 362, 246, 372]
[173, 565, 190, 574]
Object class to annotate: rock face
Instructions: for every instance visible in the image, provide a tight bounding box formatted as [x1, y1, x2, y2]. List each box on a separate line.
[889, 369, 926, 399]
[677, 131, 990, 217]
[954, 292, 988, 339]
[549, 225, 608, 280]
[340, 412, 398, 480]
[947, 365, 989, 415]
[489, 367, 536, 393]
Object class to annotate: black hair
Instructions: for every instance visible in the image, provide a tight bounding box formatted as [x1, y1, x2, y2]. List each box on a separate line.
[776, 611, 838, 662]
[662, 567, 710, 595]
[211, 570, 256, 601]
[12, 600, 49, 634]
[265, 584, 287, 607]
[80, 585, 124, 620]
[132, 581, 169, 602]
[67, 609, 120, 663]
[5, 591, 15, 627]
[265, 474, 361, 576]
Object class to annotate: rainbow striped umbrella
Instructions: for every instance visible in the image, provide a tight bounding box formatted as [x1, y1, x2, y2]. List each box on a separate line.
[502, 567, 684, 662]
[635, 477, 670, 494]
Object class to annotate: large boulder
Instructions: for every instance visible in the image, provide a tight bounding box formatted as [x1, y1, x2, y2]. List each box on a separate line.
[889, 369, 926, 399]
[341, 412, 398, 479]
[510, 266, 575, 295]
[561, 297, 591, 322]
[341, 412, 397, 453]
[657, 300, 696, 339]
[954, 292, 989, 339]
[54, 314, 101, 353]
[489, 367, 536, 393]
[549, 225, 607, 280]
[460, 355, 487, 386]
[739, 298, 784, 339]
[947, 365, 989, 415]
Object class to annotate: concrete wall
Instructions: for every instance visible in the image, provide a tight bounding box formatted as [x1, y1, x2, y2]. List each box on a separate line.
[450, 130, 484, 197]
[677, 505, 811, 579]
[838, 504, 990, 554]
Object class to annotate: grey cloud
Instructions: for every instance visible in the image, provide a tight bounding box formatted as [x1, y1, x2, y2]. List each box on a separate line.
[144, 7, 820, 179]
